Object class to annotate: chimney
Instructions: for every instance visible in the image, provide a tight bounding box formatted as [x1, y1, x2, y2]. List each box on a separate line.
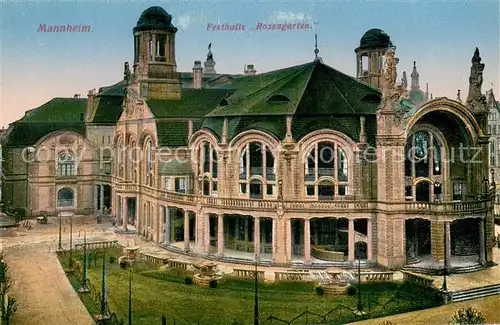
[193, 61, 203, 89]
[86, 89, 96, 122]
[244, 64, 256, 76]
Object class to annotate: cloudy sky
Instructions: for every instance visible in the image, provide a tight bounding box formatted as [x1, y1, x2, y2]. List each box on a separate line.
[1, 0, 499, 128]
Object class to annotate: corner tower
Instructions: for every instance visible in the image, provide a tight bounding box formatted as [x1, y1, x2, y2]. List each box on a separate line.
[355, 28, 394, 89]
[133, 6, 181, 100]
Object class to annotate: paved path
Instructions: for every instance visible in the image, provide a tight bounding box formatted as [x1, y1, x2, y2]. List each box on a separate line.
[349, 294, 500, 325]
[5, 243, 95, 325]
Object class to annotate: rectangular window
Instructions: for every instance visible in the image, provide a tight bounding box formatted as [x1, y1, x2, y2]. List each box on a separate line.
[164, 177, 170, 191]
[453, 183, 463, 201]
[405, 185, 412, 200]
[338, 185, 347, 196]
[306, 185, 315, 196]
[212, 181, 217, 192]
[104, 163, 111, 175]
[240, 183, 247, 194]
[266, 184, 273, 195]
[362, 56, 369, 73]
[175, 177, 186, 193]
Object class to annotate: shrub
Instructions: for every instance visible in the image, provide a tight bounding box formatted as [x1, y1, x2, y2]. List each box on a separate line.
[347, 285, 356, 296]
[184, 276, 193, 285]
[108, 256, 116, 264]
[209, 279, 218, 288]
[450, 307, 486, 324]
[119, 260, 128, 269]
[315, 286, 324, 296]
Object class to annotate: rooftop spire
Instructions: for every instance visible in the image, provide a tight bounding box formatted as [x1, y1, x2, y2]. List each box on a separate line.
[314, 34, 322, 62]
[411, 61, 420, 90]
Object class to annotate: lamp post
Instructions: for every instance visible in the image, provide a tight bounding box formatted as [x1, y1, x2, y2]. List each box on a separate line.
[483, 177, 490, 265]
[128, 267, 132, 325]
[79, 229, 89, 293]
[58, 210, 62, 250]
[356, 245, 363, 314]
[441, 221, 448, 292]
[68, 214, 73, 270]
[96, 253, 110, 324]
[253, 254, 259, 325]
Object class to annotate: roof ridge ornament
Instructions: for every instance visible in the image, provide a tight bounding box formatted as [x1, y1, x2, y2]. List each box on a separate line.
[313, 34, 322, 62]
[466, 47, 487, 114]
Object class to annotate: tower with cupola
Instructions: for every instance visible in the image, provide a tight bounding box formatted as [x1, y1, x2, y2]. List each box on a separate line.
[132, 6, 181, 100]
[355, 28, 395, 89]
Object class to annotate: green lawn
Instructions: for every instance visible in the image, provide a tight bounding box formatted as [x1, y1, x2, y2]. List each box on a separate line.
[58, 250, 442, 325]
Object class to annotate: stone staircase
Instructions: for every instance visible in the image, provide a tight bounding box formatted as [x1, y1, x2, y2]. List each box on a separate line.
[402, 263, 485, 275]
[451, 283, 500, 302]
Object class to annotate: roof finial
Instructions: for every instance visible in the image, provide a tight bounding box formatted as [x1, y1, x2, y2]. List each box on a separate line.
[314, 34, 321, 62]
[456, 89, 462, 103]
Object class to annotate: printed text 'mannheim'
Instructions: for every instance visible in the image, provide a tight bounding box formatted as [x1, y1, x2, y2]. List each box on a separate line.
[38, 24, 91, 32]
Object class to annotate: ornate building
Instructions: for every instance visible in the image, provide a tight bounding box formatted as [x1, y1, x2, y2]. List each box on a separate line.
[1, 6, 496, 272]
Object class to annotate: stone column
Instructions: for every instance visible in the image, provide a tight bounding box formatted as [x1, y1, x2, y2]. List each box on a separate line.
[445, 221, 452, 268]
[164, 207, 171, 245]
[367, 218, 373, 262]
[100, 185, 104, 212]
[217, 214, 224, 257]
[254, 217, 261, 259]
[479, 218, 486, 265]
[122, 197, 128, 231]
[304, 218, 311, 264]
[286, 218, 292, 263]
[204, 214, 210, 253]
[94, 185, 98, 212]
[431, 221, 444, 262]
[272, 218, 277, 263]
[244, 217, 249, 242]
[348, 218, 355, 263]
[184, 210, 190, 252]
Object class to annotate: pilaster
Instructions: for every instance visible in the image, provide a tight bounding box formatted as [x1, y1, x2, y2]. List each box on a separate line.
[304, 218, 311, 264]
[431, 221, 444, 262]
[184, 210, 190, 252]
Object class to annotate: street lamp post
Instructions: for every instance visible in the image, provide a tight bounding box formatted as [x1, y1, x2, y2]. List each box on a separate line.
[441, 221, 448, 292]
[58, 211, 62, 250]
[68, 215, 73, 270]
[79, 229, 89, 293]
[253, 254, 259, 325]
[128, 259, 135, 325]
[483, 178, 490, 265]
[356, 245, 363, 313]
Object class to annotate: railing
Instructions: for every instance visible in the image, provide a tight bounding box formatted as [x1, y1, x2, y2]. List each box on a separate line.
[167, 260, 191, 270]
[74, 240, 119, 251]
[232, 268, 265, 280]
[311, 246, 345, 261]
[117, 185, 491, 216]
[401, 271, 435, 288]
[274, 271, 309, 282]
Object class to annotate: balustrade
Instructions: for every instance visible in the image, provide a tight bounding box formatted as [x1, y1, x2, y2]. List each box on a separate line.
[232, 268, 265, 280]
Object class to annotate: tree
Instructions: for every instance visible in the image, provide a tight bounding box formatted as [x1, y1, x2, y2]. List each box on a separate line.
[450, 307, 486, 324]
[0, 252, 18, 325]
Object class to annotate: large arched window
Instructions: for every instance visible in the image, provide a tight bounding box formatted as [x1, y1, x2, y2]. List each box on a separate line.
[304, 142, 348, 199]
[405, 130, 443, 202]
[57, 152, 76, 176]
[144, 139, 154, 186]
[239, 142, 276, 198]
[57, 187, 74, 207]
[198, 141, 218, 195]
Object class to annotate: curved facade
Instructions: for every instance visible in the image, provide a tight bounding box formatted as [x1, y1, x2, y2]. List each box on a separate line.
[1, 7, 496, 272]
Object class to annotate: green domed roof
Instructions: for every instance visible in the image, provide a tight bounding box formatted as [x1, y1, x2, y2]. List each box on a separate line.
[409, 89, 425, 103]
[134, 6, 177, 33]
[355, 28, 394, 52]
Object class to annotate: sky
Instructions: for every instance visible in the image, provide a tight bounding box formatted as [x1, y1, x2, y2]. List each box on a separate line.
[0, 0, 499, 128]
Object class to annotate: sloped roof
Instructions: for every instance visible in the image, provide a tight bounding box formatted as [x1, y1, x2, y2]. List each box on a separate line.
[206, 60, 381, 117]
[147, 89, 235, 118]
[3, 98, 87, 147]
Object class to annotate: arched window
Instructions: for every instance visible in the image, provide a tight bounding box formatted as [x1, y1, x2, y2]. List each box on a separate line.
[57, 187, 74, 207]
[57, 152, 76, 176]
[239, 142, 276, 198]
[116, 138, 125, 178]
[304, 142, 349, 199]
[198, 141, 218, 195]
[404, 130, 444, 201]
[144, 139, 154, 186]
[490, 140, 496, 167]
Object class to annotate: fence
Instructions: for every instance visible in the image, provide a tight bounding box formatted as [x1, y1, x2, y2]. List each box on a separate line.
[72, 268, 124, 325]
[74, 240, 120, 251]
